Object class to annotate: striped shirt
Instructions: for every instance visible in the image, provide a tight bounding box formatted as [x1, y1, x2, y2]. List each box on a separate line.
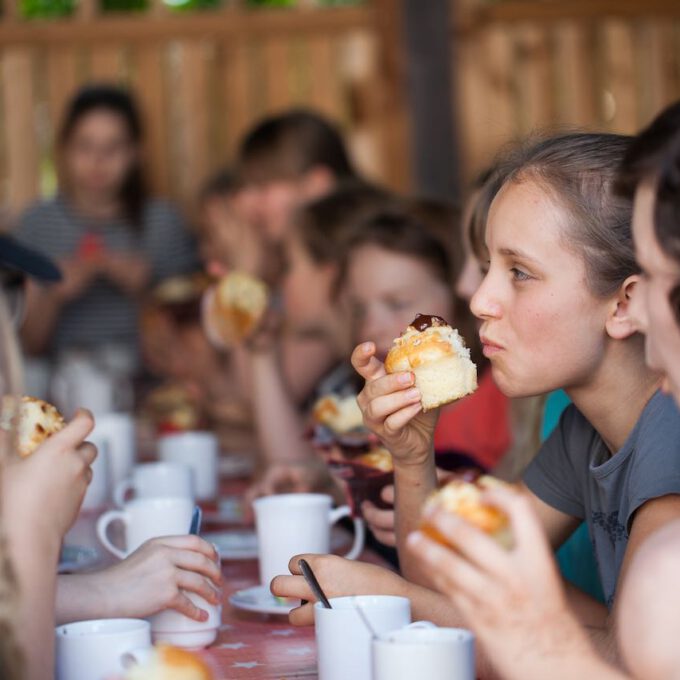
[15, 195, 198, 357]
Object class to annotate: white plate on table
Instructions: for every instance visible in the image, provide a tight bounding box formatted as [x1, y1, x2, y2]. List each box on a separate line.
[229, 585, 298, 616]
[58, 545, 99, 573]
[206, 526, 351, 561]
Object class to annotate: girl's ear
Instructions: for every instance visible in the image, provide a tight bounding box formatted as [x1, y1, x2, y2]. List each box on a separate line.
[606, 274, 640, 340]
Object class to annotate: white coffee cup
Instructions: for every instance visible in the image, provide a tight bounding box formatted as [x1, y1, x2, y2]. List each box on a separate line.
[55, 618, 151, 680]
[253, 494, 364, 587]
[114, 462, 194, 507]
[373, 626, 475, 680]
[80, 433, 110, 511]
[314, 595, 412, 680]
[149, 588, 221, 649]
[158, 432, 218, 501]
[93, 412, 136, 489]
[97, 497, 194, 559]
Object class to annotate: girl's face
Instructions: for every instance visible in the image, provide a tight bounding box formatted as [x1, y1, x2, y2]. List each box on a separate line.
[345, 244, 452, 361]
[630, 179, 680, 404]
[470, 180, 614, 398]
[282, 233, 336, 332]
[64, 110, 137, 198]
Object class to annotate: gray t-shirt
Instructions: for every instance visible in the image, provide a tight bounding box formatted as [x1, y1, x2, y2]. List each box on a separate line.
[15, 196, 197, 356]
[524, 390, 680, 607]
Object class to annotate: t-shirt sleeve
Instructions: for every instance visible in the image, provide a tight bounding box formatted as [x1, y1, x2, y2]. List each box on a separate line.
[625, 393, 680, 531]
[144, 201, 199, 281]
[523, 405, 587, 519]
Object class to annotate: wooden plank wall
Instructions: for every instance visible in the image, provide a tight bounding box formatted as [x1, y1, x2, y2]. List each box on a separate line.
[0, 4, 404, 217]
[454, 0, 680, 182]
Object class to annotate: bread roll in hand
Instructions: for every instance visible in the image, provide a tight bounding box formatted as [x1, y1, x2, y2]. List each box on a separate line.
[421, 475, 513, 549]
[385, 314, 477, 411]
[0, 396, 65, 458]
[125, 645, 213, 680]
[206, 271, 268, 347]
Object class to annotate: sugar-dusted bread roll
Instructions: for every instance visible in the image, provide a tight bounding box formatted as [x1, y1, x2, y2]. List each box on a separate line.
[211, 271, 268, 345]
[354, 446, 393, 473]
[384, 314, 477, 411]
[313, 394, 364, 435]
[0, 396, 65, 457]
[421, 475, 513, 549]
[125, 645, 213, 680]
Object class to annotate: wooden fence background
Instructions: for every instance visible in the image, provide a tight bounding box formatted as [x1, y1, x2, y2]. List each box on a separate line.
[454, 0, 680, 181]
[1, 0, 680, 216]
[0, 0, 408, 216]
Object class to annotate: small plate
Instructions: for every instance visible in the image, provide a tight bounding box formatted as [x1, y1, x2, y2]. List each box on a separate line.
[58, 545, 100, 573]
[229, 585, 297, 616]
[206, 526, 352, 561]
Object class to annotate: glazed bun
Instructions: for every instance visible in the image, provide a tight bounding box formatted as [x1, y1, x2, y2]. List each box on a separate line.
[384, 314, 477, 411]
[0, 396, 65, 458]
[421, 475, 513, 549]
[125, 645, 213, 680]
[354, 446, 393, 472]
[210, 271, 268, 346]
[313, 394, 364, 434]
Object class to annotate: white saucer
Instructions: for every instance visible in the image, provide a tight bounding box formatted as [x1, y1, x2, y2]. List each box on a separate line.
[58, 545, 100, 573]
[229, 585, 298, 616]
[205, 526, 352, 561]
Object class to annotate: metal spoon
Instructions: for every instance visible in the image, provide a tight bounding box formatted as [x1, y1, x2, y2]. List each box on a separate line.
[189, 505, 202, 535]
[298, 559, 332, 609]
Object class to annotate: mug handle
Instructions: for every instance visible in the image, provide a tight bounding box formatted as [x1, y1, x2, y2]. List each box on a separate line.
[113, 479, 134, 508]
[329, 506, 365, 561]
[96, 509, 128, 560]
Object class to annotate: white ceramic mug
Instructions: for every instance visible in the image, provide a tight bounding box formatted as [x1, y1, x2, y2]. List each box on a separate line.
[373, 626, 475, 680]
[148, 589, 221, 649]
[253, 494, 364, 587]
[80, 433, 110, 511]
[114, 462, 194, 507]
[158, 432, 218, 501]
[55, 618, 151, 680]
[93, 412, 136, 489]
[97, 497, 194, 559]
[314, 595, 412, 680]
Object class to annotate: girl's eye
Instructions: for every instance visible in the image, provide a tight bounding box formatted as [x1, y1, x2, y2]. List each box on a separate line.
[387, 299, 412, 312]
[511, 267, 531, 282]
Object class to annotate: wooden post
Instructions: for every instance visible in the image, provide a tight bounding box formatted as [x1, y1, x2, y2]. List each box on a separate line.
[400, 0, 461, 201]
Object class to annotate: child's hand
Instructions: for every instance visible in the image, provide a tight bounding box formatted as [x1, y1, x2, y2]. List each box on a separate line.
[2, 409, 96, 542]
[406, 486, 578, 668]
[89, 536, 222, 621]
[362, 485, 396, 547]
[270, 554, 406, 626]
[352, 342, 438, 468]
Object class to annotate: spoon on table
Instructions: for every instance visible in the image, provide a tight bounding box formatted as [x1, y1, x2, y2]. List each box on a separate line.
[298, 559, 332, 609]
[189, 505, 203, 536]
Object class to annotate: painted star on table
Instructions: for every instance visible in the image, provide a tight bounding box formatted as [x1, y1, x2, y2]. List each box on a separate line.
[232, 661, 262, 669]
[270, 629, 295, 637]
[218, 642, 248, 650]
[286, 646, 313, 657]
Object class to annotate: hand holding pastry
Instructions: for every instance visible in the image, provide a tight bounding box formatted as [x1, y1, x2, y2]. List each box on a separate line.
[124, 644, 214, 680]
[406, 482, 586, 679]
[2, 408, 96, 542]
[352, 341, 438, 468]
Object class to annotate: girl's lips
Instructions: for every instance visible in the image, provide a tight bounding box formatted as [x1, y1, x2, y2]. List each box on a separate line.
[482, 343, 503, 358]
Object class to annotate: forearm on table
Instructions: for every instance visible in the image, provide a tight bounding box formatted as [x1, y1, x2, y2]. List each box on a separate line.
[394, 458, 438, 584]
[250, 351, 313, 464]
[56, 572, 114, 624]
